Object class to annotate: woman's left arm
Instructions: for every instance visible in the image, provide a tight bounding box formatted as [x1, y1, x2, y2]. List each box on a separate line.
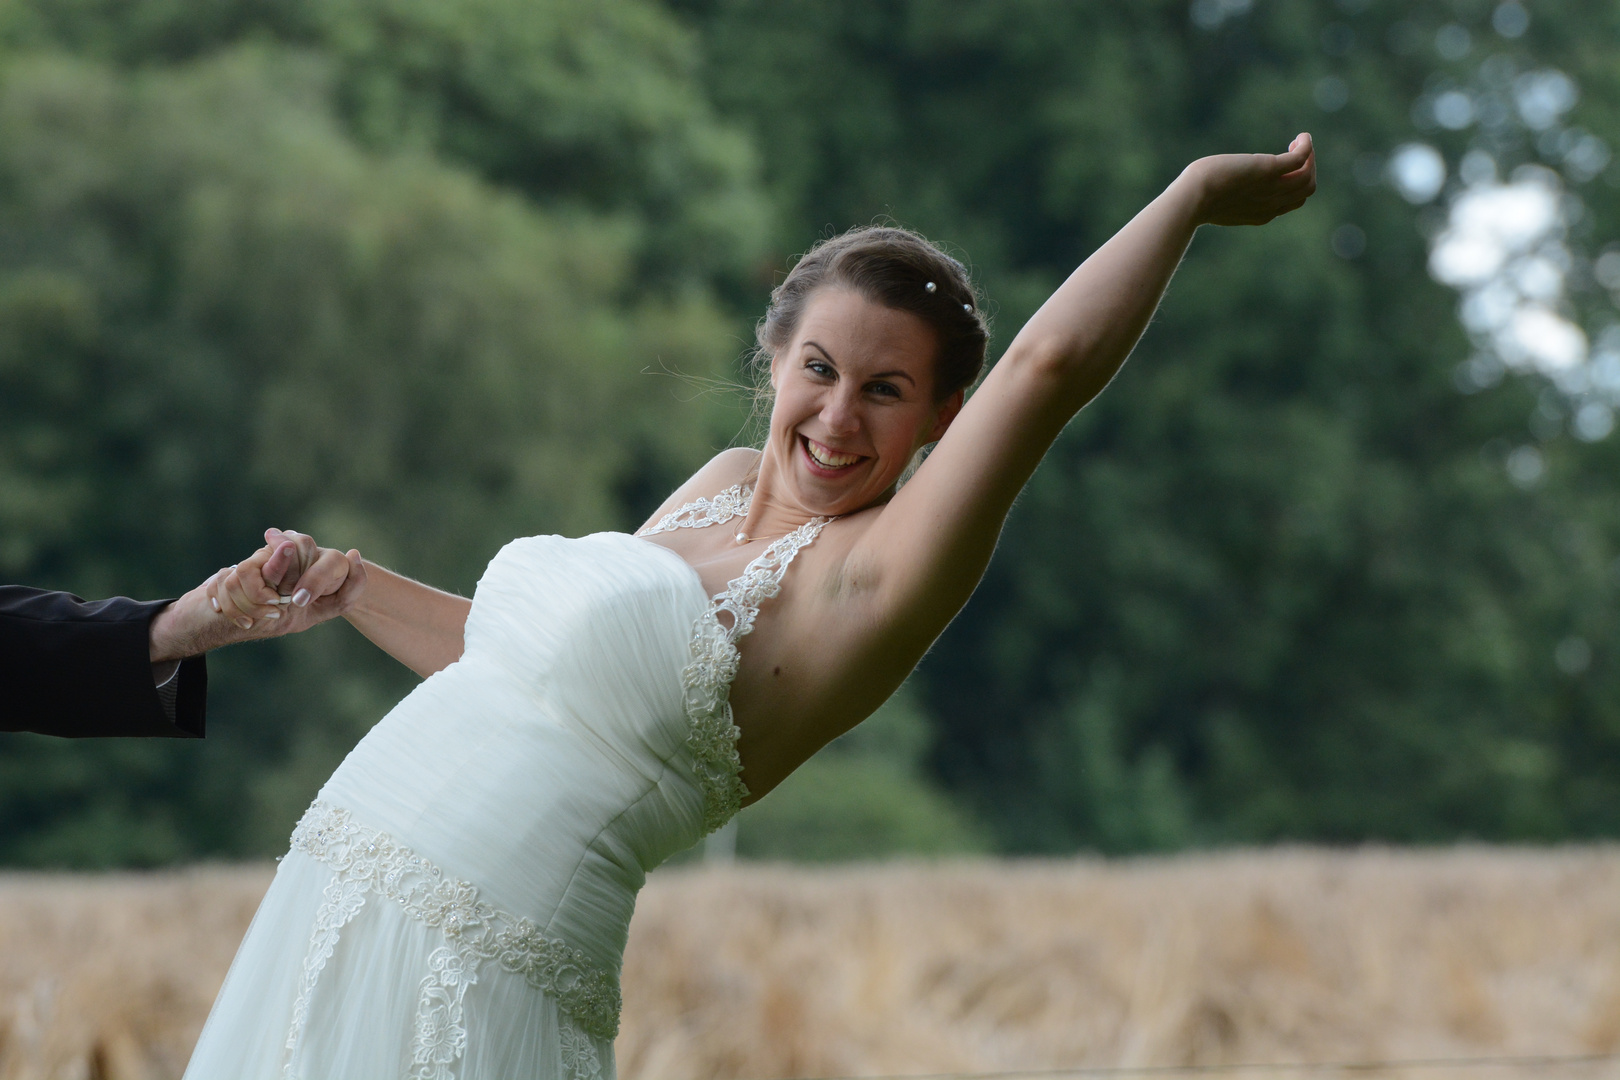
[849, 135, 1317, 650]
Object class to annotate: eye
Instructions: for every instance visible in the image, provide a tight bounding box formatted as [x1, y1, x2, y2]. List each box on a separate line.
[867, 381, 901, 399]
[806, 359, 835, 379]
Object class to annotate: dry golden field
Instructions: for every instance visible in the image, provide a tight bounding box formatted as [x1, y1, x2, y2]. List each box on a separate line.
[4, 848, 1620, 1080]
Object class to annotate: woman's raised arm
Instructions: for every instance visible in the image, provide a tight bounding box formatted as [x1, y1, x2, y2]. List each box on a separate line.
[851, 135, 1317, 650]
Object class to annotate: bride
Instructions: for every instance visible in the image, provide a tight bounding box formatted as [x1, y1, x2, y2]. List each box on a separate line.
[182, 136, 1315, 1079]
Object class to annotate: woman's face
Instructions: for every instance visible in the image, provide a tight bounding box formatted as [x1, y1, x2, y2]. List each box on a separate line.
[767, 287, 961, 518]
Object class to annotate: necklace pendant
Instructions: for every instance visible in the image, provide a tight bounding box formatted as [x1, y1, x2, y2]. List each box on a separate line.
[734, 531, 749, 544]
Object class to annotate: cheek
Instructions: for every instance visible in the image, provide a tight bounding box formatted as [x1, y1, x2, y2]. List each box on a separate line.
[768, 383, 814, 433]
[872, 409, 930, 457]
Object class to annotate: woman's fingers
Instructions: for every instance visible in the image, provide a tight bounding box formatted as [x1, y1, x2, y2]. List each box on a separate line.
[1276, 161, 1316, 195]
[1275, 132, 1312, 173]
[1281, 153, 1317, 183]
[1254, 137, 1316, 221]
[1284, 156, 1317, 191]
[291, 547, 358, 608]
[261, 541, 300, 591]
[264, 528, 319, 594]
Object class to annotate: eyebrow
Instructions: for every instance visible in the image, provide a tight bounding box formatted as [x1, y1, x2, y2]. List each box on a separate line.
[804, 341, 917, 386]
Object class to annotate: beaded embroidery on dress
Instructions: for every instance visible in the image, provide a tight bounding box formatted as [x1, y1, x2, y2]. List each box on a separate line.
[183, 488, 826, 1080]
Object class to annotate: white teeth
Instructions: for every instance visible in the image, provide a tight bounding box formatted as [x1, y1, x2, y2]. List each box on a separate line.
[806, 440, 860, 468]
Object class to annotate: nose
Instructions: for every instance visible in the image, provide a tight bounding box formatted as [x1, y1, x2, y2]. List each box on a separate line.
[820, 385, 861, 437]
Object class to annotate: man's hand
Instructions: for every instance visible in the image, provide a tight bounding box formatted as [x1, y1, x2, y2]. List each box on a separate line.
[148, 531, 366, 662]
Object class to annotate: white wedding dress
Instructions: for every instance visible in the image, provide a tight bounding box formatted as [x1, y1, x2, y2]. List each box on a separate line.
[184, 486, 826, 1080]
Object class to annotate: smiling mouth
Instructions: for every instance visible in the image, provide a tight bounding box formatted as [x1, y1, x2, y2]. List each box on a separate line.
[801, 435, 866, 472]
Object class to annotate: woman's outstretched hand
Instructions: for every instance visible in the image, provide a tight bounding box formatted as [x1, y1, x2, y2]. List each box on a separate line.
[205, 528, 367, 640]
[1189, 132, 1317, 227]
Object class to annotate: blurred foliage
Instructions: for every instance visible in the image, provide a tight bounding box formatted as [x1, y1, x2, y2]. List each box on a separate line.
[5, 0, 1620, 865]
[0, 0, 772, 292]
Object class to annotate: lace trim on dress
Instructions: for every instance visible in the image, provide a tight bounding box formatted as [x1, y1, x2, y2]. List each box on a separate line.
[641, 484, 830, 833]
[283, 857, 370, 1074]
[283, 801, 614, 1080]
[641, 484, 752, 534]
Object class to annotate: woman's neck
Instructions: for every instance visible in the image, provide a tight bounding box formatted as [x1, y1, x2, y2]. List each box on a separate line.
[733, 444, 823, 542]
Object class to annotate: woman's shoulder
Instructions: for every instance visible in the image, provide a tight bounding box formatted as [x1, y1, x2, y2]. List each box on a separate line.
[705, 446, 762, 481]
[635, 447, 760, 533]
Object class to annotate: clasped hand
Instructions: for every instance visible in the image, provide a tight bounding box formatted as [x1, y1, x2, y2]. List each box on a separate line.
[213, 528, 365, 636]
[151, 529, 365, 661]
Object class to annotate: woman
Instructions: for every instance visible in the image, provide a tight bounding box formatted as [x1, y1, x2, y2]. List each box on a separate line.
[186, 135, 1316, 1079]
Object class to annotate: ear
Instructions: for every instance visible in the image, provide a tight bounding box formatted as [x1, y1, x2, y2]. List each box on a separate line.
[927, 388, 965, 443]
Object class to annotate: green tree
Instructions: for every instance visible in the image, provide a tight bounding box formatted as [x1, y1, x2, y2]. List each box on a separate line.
[0, 0, 772, 292]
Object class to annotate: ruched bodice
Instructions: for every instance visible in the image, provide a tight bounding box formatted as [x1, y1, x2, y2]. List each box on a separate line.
[318, 534, 713, 990]
[184, 489, 828, 1080]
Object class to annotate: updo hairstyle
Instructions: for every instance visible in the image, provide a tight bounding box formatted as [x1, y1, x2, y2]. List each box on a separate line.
[755, 225, 989, 403]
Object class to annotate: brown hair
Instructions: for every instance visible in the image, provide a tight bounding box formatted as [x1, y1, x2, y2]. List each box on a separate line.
[755, 225, 989, 402]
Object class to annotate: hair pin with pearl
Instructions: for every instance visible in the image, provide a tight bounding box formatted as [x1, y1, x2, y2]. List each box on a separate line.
[924, 281, 937, 293]
[963, 303, 973, 313]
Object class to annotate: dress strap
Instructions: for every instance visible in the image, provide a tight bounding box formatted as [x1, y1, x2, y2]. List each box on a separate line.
[638, 484, 751, 536]
[709, 516, 829, 633]
[663, 487, 832, 834]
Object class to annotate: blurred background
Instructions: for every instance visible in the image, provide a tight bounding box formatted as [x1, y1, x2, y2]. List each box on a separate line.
[6, 0, 1620, 1075]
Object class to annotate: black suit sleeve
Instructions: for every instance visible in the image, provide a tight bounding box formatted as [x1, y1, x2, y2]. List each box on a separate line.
[0, 586, 207, 738]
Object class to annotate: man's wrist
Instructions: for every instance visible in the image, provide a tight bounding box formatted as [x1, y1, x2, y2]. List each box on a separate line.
[149, 601, 183, 662]
[148, 591, 217, 662]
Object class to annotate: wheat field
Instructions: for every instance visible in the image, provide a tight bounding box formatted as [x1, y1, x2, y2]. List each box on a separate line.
[3, 848, 1620, 1080]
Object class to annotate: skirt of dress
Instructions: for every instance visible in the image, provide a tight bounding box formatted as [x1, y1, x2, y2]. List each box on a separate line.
[183, 850, 613, 1080]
